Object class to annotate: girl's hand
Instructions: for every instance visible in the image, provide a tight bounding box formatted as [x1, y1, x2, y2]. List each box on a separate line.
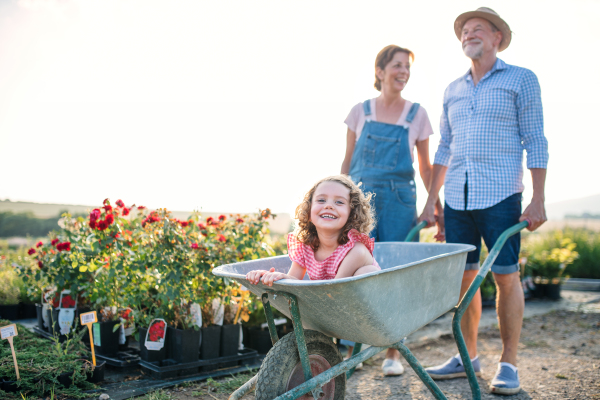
[261, 269, 290, 287]
[246, 268, 274, 285]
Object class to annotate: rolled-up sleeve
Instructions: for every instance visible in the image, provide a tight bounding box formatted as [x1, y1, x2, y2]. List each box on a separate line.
[517, 70, 549, 169]
[434, 90, 453, 167]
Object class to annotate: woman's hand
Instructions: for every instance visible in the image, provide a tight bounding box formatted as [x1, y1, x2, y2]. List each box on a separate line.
[246, 269, 273, 285]
[418, 202, 437, 228]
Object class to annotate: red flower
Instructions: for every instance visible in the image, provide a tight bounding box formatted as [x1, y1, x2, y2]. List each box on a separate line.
[148, 321, 166, 341]
[56, 242, 71, 252]
[122, 207, 130, 216]
[217, 234, 226, 243]
[206, 217, 214, 224]
[51, 239, 59, 246]
[138, 206, 146, 210]
[27, 248, 35, 255]
[197, 223, 206, 230]
[103, 198, 110, 205]
[114, 233, 120, 238]
[36, 241, 43, 248]
[104, 204, 113, 213]
[61, 295, 76, 308]
[38, 261, 43, 269]
[105, 214, 115, 225]
[218, 215, 227, 221]
[116, 199, 125, 208]
[179, 220, 189, 227]
[90, 208, 101, 222]
[97, 220, 108, 231]
[89, 220, 96, 229]
[51, 295, 59, 308]
[236, 218, 244, 223]
[191, 243, 199, 249]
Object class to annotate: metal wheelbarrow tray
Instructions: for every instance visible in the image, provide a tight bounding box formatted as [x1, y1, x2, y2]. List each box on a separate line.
[213, 222, 528, 400]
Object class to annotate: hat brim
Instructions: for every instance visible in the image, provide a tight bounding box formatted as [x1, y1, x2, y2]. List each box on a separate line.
[454, 11, 511, 52]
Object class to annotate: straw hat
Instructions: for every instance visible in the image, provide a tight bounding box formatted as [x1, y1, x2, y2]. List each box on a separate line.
[454, 7, 511, 52]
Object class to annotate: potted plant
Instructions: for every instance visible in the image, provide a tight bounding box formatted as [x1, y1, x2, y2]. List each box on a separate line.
[525, 236, 578, 300]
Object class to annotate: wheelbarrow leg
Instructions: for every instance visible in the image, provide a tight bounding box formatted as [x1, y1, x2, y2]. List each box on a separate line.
[261, 293, 279, 345]
[346, 342, 362, 379]
[394, 341, 448, 400]
[229, 374, 258, 400]
[452, 221, 529, 400]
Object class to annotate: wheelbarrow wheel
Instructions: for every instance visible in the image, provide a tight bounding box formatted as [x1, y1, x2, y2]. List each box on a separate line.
[255, 330, 345, 400]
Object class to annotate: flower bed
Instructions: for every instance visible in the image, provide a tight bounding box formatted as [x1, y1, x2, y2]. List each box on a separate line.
[18, 200, 278, 361]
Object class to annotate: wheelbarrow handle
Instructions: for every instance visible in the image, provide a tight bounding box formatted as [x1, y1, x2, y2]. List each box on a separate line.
[458, 220, 528, 311]
[404, 220, 428, 242]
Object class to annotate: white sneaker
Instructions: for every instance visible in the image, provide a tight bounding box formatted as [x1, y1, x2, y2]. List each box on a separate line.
[344, 356, 363, 370]
[382, 358, 404, 376]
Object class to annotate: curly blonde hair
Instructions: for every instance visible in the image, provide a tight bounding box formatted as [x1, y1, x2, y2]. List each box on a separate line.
[295, 175, 375, 251]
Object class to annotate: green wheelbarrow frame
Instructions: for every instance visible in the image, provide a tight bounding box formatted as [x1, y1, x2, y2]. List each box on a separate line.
[229, 220, 529, 400]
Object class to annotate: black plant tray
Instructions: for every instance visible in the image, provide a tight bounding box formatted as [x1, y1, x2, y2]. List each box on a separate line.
[96, 348, 141, 368]
[139, 348, 259, 379]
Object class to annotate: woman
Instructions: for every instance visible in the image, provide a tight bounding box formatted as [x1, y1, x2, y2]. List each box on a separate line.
[340, 45, 444, 376]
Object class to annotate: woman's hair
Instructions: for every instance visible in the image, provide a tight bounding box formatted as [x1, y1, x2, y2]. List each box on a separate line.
[374, 45, 415, 91]
[294, 175, 375, 251]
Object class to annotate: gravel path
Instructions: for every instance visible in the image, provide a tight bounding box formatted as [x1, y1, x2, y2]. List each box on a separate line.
[139, 308, 600, 400]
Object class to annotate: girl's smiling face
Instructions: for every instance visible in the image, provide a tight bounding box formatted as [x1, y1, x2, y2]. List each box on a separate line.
[310, 181, 351, 233]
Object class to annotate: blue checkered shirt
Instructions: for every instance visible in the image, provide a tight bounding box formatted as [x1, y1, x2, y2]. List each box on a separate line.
[434, 58, 549, 211]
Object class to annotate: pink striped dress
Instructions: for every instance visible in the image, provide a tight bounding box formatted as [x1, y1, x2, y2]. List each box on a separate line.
[287, 229, 380, 280]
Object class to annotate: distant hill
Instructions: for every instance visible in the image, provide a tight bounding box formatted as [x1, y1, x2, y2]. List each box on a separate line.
[545, 193, 600, 220]
[0, 200, 292, 234]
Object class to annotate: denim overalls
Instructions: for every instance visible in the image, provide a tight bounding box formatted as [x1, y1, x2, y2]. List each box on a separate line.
[349, 100, 420, 242]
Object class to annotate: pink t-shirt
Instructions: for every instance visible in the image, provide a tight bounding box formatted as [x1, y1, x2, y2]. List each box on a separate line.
[344, 99, 434, 162]
[287, 229, 381, 280]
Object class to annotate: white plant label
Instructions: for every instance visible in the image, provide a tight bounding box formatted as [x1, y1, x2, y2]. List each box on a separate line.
[212, 298, 224, 326]
[145, 319, 167, 351]
[1, 324, 17, 339]
[190, 303, 202, 328]
[58, 309, 75, 335]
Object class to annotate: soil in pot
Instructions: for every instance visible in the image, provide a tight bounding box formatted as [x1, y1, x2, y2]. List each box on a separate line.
[20, 303, 37, 319]
[1, 379, 21, 392]
[545, 283, 561, 300]
[58, 370, 75, 387]
[87, 361, 106, 383]
[247, 326, 273, 354]
[220, 323, 241, 367]
[167, 327, 200, 364]
[36, 303, 45, 330]
[200, 325, 222, 360]
[93, 321, 120, 356]
[0, 304, 20, 321]
[139, 327, 168, 362]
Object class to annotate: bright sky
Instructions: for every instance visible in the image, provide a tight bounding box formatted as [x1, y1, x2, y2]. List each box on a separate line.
[1, 0, 599, 216]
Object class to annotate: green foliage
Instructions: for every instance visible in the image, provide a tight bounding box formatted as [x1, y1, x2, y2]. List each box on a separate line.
[0, 320, 95, 399]
[523, 231, 579, 281]
[0, 261, 22, 305]
[0, 211, 82, 238]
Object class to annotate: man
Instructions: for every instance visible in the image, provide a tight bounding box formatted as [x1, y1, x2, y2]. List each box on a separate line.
[419, 7, 548, 395]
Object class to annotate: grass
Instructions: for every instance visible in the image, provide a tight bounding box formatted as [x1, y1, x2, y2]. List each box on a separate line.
[523, 340, 550, 348]
[137, 369, 258, 400]
[555, 373, 569, 379]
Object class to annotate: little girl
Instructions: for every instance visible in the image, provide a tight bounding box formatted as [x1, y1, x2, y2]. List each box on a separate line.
[246, 175, 380, 286]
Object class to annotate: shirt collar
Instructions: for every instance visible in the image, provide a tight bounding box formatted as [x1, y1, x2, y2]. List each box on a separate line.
[464, 58, 507, 82]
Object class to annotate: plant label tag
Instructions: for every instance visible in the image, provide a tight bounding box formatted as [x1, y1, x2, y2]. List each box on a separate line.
[190, 303, 202, 328]
[80, 311, 98, 325]
[92, 323, 102, 346]
[1, 324, 18, 339]
[58, 309, 75, 335]
[145, 319, 167, 351]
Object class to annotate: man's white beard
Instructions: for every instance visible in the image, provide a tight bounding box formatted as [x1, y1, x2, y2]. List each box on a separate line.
[463, 41, 483, 60]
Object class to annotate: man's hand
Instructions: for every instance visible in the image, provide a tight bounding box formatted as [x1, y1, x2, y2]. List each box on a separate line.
[418, 202, 437, 228]
[519, 198, 547, 231]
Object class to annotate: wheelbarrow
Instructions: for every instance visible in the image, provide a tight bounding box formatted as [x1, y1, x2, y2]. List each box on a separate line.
[213, 221, 529, 400]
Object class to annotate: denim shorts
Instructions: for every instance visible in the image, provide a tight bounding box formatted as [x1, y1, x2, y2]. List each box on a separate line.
[445, 193, 522, 275]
